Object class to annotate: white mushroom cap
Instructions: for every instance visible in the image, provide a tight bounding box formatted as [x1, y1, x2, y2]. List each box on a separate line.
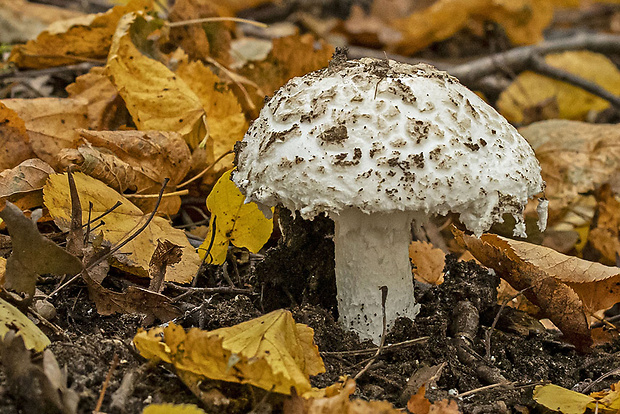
[233, 57, 545, 237]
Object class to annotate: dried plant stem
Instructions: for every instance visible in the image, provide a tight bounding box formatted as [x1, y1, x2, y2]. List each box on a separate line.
[124, 189, 189, 199]
[178, 150, 234, 188]
[168, 17, 267, 29]
[94, 354, 120, 414]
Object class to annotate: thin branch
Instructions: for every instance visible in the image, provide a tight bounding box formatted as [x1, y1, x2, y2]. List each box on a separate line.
[124, 189, 189, 199]
[177, 151, 234, 188]
[168, 16, 268, 28]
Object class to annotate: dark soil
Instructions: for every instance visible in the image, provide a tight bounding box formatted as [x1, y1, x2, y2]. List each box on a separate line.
[2, 213, 620, 414]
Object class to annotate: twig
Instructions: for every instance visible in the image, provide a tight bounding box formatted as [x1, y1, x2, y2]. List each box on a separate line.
[455, 381, 515, 398]
[354, 286, 388, 380]
[124, 189, 189, 199]
[28, 308, 70, 341]
[177, 151, 234, 188]
[170, 285, 254, 302]
[529, 53, 620, 108]
[94, 353, 119, 414]
[321, 336, 429, 357]
[0, 62, 98, 80]
[168, 16, 267, 28]
[582, 367, 620, 393]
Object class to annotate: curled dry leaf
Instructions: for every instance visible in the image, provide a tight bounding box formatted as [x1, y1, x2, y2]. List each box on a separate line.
[409, 241, 446, 285]
[519, 120, 620, 222]
[199, 170, 273, 265]
[8, 0, 153, 69]
[0, 201, 82, 297]
[0, 102, 36, 170]
[588, 186, 620, 267]
[498, 51, 620, 124]
[1, 98, 89, 170]
[0, 158, 55, 210]
[106, 12, 205, 146]
[134, 309, 325, 395]
[44, 172, 200, 283]
[454, 228, 593, 350]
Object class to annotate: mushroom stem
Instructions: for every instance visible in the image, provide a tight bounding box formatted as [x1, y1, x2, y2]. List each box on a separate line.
[331, 208, 419, 343]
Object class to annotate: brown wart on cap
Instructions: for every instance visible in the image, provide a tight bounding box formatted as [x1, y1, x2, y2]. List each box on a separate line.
[233, 57, 546, 343]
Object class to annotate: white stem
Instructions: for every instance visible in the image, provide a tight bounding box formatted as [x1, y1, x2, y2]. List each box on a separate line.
[330, 209, 419, 343]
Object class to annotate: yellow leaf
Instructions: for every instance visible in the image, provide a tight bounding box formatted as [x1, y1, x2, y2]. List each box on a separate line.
[176, 60, 247, 169]
[106, 12, 205, 142]
[0, 296, 50, 352]
[134, 309, 325, 395]
[43, 172, 200, 283]
[533, 384, 593, 414]
[9, 0, 153, 69]
[498, 51, 620, 123]
[199, 170, 272, 265]
[143, 404, 206, 414]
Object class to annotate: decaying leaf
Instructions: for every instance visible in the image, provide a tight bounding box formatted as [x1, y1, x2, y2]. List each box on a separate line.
[283, 378, 403, 413]
[0, 201, 82, 297]
[148, 239, 183, 293]
[0, 158, 55, 209]
[0, 331, 78, 414]
[519, 120, 620, 221]
[43, 172, 200, 283]
[534, 382, 620, 414]
[0, 297, 50, 352]
[65, 66, 126, 130]
[106, 12, 205, 145]
[582, 186, 620, 268]
[8, 0, 152, 69]
[390, 0, 556, 55]
[0, 102, 36, 171]
[498, 51, 620, 124]
[407, 384, 461, 414]
[134, 309, 325, 395]
[454, 228, 593, 350]
[199, 170, 273, 265]
[409, 241, 446, 285]
[1, 98, 89, 170]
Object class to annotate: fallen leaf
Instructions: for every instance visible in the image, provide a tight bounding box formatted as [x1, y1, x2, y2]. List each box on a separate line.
[588, 186, 620, 266]
[0, 331, 78, 413]
[0, 297, 50, 352]
[0, 102, 36, 171]
[498, 51, 620, 124]
[143, 404, 206, 414]
[409, 241, 446, 285]
[106, 12, 205, 145]
[0, 158, 55, 202]
[199, 170, 273, 265]
[168, 0, 231, 65]
[65, 66, 127, 130]
[533, 382, 620, 414]
[454, 228, 593, 350]
[176, 60, 247, 171]
[134, 309, 325, 395]
[43, 172, 200, 283]
[390, 0, 555, 55]
[0, 201, 83, 297]
[8, 0, 153, 69]
[148, 239, 183, 293]
[519, 120, 620, 222]
[407, 385, 432, 414]
[1, 98, 89, 170]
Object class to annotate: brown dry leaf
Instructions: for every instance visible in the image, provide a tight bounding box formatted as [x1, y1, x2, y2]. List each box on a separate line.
[0, 0, 84, 43]
[454, 228, 593, 350]
[586, 186, 620, 267]
[8, 0, 152, 69]
[409, 241, 446, 285]
[498, 51, 620, 124]
[0, 331, 78, 414]
[65, 66, 127, 130]
[0, 102, 36, 171]
[0, 158, 55, 210]
[342, 5, 403, 49]
[407, 385, 432, 414]
[283, 379, 402, 413]
[106, 12, 205, 147]
[1, 98, 89, 170]
[148, 239, 183, 293]
[168, 0, 231, 65]
[390, 0, 555, 55]
[134, 309, 325, 395]
[176, 60, 247, 171]
[59, 129, 191, 214]
[213, 0, 274, 15]
[238, 33, 334, 115]
[0, 202, 82, 297]
[83, 269, 181, 321]
[43, 172, 199, 283]
[519, 120, 620, 221]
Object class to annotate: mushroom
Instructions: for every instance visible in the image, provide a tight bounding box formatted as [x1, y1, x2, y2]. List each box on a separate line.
[233, 56, 547, 343]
